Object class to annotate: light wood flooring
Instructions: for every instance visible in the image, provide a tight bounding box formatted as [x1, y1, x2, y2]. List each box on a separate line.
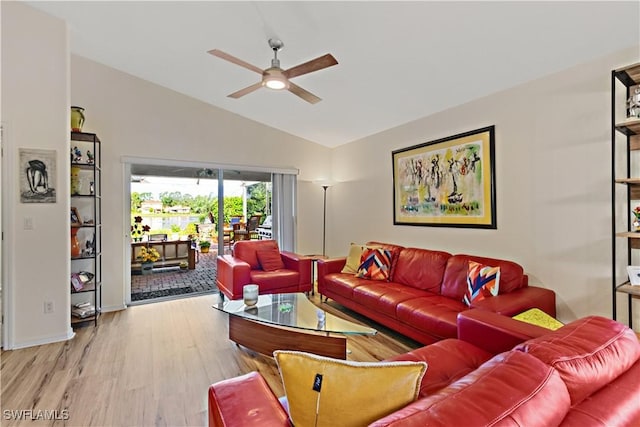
[0, 294, 420, 426]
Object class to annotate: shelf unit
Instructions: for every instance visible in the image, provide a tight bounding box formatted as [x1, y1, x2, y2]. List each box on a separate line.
[611, 63, 640, 327]
[70, 132, 102, 327]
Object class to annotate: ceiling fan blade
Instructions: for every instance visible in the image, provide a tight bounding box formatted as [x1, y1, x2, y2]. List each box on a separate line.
[288, 82, 321, 104]
[208, 49, 264, 75]
[228, 82, 263, 99]
[284, 54, 338, 80]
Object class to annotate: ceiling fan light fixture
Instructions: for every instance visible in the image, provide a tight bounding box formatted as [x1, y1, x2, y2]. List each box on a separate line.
[262, 68, 289, 90]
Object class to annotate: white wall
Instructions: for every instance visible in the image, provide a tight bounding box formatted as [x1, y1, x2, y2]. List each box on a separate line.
[330, 45, 640, 328]
[1, 2, 73, 348]
[70, 55, 332, 312]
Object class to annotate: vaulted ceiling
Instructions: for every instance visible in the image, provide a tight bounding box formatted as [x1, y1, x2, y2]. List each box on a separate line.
[27, 1, 640, 147]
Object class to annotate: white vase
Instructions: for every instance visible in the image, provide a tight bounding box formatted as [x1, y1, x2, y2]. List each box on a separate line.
[243, 284, 259, 306]
[141, 262, 154, 275]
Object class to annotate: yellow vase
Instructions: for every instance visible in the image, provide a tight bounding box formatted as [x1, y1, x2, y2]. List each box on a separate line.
[71, 166, 80, 195]
[71, 106, 85, 132]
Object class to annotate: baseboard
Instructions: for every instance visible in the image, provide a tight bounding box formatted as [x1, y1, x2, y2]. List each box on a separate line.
[101, 303, 127, 313]
[8, 328, 75, 350]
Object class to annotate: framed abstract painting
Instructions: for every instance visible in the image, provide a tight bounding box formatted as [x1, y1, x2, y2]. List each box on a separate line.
[392, 126, 496, 228]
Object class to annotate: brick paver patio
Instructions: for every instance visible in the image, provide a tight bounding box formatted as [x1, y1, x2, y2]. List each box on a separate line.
[131, 249, 221, 302]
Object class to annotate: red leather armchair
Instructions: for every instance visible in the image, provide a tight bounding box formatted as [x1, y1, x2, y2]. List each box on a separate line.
[216, 240, 312, 300]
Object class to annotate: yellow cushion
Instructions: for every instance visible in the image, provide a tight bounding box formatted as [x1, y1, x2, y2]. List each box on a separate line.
[513, 308, 564, 330]
[274, 350, 427, 427]
[341, 243, 365, 274]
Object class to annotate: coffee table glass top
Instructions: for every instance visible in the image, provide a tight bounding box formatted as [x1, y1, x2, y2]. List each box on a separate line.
[214, 293, 376, 336]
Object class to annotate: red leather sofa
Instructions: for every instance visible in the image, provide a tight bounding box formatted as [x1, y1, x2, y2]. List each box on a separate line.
[317, 241, 556, 345]
[208, 313, 640, 426]
[216, 240, 312, 300]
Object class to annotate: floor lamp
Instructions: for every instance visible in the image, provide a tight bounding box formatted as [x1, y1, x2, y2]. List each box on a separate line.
[322, 184, 330, 256]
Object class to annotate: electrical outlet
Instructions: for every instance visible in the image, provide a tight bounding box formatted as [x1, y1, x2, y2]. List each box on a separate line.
[44, 301, 54, 314]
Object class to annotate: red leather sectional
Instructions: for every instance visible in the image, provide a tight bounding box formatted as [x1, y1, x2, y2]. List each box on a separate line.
[317, 241, 556, 345]
[208, 314, 640, 426]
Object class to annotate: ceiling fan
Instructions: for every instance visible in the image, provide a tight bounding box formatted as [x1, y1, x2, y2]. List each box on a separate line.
[208, 39, 338, 104]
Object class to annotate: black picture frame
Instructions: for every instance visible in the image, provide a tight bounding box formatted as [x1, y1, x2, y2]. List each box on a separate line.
[392, 125, 496, 229]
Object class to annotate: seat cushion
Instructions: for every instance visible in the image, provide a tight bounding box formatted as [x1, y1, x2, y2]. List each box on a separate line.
[250, 270, 299, 289]
[396, 296, 465, 339]
[352, 283, 430, 318]
[274, 350, 427, 427]
[321, 273, 368, 300]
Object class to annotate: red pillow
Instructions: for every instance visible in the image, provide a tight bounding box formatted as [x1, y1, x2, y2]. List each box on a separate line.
[256, 249, 285, 271]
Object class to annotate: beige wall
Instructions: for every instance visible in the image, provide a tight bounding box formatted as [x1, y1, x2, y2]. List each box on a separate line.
[329, 45, 640, 326]
[2, 2, 73, 347]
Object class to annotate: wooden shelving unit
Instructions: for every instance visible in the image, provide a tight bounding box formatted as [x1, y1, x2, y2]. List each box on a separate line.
[70, 131, 102, 327]
[612, 62, 640, 327]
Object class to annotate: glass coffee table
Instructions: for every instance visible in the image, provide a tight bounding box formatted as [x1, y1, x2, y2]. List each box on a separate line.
[214, 293, 376, 359]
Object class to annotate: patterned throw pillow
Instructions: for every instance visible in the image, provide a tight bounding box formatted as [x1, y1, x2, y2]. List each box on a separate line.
[463, 260, 500, 306]
[356, 248, 393, 281]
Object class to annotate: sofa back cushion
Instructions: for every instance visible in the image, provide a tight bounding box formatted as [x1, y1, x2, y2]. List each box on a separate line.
[393, 247, 452, 292]
[370, 350, 570, 427]
[514, 315, 640, 406]
[234, 240, 281, 270]
[441, 254, 525, 300]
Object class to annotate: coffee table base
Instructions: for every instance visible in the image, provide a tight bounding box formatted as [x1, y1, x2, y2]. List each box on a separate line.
[228, 315, 347, 359]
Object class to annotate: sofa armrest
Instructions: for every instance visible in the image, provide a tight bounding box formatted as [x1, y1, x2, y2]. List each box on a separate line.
[281, 252, 312, 287]
[317, 257, 347, 288]
[470, 285, 556, 317]
[457, 309, 550, 354]
[216, 255, 251, 300]
[208, 371, 291, 427]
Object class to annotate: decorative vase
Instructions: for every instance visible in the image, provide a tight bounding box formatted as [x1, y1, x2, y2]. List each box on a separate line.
[71, 106, 85, 132]
[243, 284, 259, 307]
[141, 261, 154, 275]
[634, 219, 640, 232]
[71, 228, 81, 258]
[71, 166, 81, 195]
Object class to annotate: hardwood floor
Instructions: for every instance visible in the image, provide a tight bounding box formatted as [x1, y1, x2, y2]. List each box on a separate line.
[0, 294, 421, 426]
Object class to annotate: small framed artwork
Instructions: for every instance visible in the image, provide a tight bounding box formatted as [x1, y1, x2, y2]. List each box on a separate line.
[627, 266, 640, 286]
[392, 126, 496, 228]
[19, 148, 57, 203]
[71, 207, 82, 226]
[70, 273, 84, 292]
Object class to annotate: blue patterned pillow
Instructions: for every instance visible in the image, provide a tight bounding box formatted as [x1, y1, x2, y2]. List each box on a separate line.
[356, 248, 392, 281]
[463, 260, 500, 306]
